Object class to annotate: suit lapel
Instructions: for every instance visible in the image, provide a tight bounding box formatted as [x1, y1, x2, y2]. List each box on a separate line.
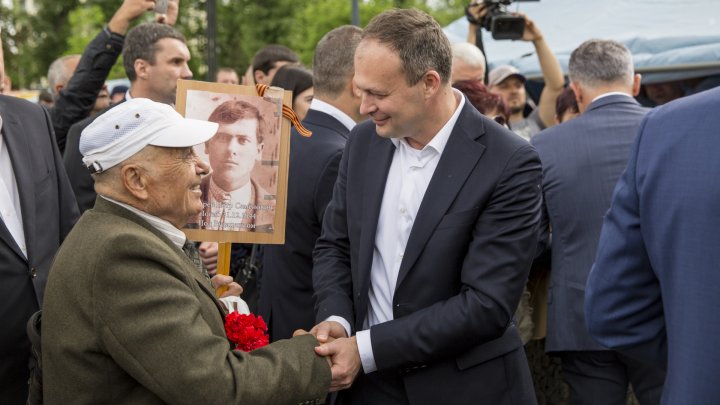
[395, 105, 487, 290]
[0, 106, 35, 262]
[357, 134, 395, 306]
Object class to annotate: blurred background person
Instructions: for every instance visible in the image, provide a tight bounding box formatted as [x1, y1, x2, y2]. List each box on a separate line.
[555, 86, 580, 124]
[216, 67, 240, 85]
[37, 89, 55, 108]
[638, 80, 684, 107]
[251, 44, 299, 85]
[270, 65, 314, 121]
[109, 84, 128, 105]
[451, 42, 486, 84]
[453, 79, 509, 127]
[90, 84, 110, 116]
[466, 3, 564, 140]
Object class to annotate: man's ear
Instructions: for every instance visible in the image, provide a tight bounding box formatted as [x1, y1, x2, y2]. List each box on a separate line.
[632, 73, 642, 97]
[569, 81, 584, 111]
[256, 143, 264, 161]
[134, 59, 150, 80]
[121, 164, 149, 201]
[254, 70, 267, 85]
[54, 84, 65, 95]
[422, 70, 442, 99]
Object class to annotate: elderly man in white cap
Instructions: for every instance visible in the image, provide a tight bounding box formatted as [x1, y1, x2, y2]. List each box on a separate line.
[41, 98, 330, 404]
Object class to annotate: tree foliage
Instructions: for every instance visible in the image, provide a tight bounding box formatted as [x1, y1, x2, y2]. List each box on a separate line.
[0, 0, 464, 89]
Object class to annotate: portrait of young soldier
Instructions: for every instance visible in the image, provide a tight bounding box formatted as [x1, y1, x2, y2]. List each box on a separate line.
[197, 99, 275, 232]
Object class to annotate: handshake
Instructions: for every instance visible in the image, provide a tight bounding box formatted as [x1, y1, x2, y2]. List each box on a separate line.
[294, 321, 361, 392]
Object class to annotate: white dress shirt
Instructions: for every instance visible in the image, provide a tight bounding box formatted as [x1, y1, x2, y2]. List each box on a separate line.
[101, 195, 187, 250]
[0, 115, 27, 258]
[352, 91, 466, 373]
[309, 98, 356, 132]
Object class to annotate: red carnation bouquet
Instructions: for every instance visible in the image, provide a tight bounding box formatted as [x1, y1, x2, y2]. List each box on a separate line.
[224, 312, 269, 352]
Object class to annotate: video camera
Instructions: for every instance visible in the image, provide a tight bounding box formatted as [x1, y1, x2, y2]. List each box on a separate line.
[466, 0, 539, 40]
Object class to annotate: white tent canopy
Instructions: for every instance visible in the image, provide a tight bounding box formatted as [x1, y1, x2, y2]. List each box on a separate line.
[443, 0, 720, 83]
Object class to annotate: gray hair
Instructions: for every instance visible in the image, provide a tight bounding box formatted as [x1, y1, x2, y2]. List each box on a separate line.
[123, 23, 186, 82]
[312, 25, 362, 98]
[569, 39, 634, 88]
[452, 42, 486, 69]
[362, 8, 452, 85]
[48, 54, 80, 96]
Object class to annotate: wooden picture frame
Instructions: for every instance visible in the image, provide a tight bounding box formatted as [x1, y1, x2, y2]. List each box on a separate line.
[176, 79, 291, 244]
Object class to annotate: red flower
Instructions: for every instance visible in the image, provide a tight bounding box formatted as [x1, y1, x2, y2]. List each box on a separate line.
[224, 312, 269, 352]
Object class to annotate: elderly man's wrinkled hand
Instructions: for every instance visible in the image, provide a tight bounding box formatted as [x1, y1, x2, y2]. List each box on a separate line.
[198, 241, 218, 275]
[211, 274, 242, 297]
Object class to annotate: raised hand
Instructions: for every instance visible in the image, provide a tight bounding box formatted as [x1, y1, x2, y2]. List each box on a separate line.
[108, 0, 155, 35]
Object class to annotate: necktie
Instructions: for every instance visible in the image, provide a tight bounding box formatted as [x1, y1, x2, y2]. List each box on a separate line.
[182, 240, 210, 279]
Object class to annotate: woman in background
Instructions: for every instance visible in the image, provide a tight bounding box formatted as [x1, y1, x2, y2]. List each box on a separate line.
[270, 65, 314, 121]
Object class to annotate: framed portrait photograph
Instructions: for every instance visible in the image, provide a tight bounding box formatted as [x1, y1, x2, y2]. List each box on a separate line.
[177, 80, 291, 244]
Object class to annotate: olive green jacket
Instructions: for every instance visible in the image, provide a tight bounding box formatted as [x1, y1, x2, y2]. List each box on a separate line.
[42, 197, 329, 404]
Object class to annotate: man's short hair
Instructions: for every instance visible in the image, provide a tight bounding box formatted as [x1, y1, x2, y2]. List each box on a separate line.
[251, 45, 299, 75]
[216, 67, 238, 79]
[451, 43, 486, 69]
[569, 39, 634, 89]
[312, 25, 362, 98]
[207, 100, 265, 144]
[362, 8, 452, 85]
[123, 23, 186, 82]
[47, 54, 80, 95]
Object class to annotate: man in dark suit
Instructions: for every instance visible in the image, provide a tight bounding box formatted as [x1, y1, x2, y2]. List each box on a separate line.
[43, 98, 330, 404]
[586, 86, 720, 404]
[531, 39, 666, 404]
[0, 95, 79, 403]
[308, 9, 541, 404]
[260, 25, 364, 342]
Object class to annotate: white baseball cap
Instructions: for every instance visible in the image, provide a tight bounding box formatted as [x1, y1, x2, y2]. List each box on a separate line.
[488, 65, 526, 87]
[80, 98, 219, 174]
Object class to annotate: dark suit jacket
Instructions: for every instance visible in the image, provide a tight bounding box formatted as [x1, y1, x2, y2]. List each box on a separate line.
[586, 87, 720, 404]
[260, 109, 350, 341]
[531, 94, 648, 352]
[42, 197, 329, 404]
[0, 95, 79, 403]
[313, 100, 542, 404]
[63, 102, 119, 213]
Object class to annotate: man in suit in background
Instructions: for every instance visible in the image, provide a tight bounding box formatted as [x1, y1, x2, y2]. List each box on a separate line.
[64, 21, 191, 214]
[309, 9, 541, 404]
[260, 25, 364, 342]
[586, 86, 720, 404]
[0, 95, 79, 403]
[43, 98, 330, 404]
[531, 39, 666, 404]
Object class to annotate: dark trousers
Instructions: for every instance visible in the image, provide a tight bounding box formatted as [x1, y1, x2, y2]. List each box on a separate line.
[558, 350, 665, 405]
[337, 370, 409, 405]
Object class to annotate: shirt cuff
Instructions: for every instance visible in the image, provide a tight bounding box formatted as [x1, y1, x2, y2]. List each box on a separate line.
[324, 316, 351, 338]
[356, 329, 377, 373]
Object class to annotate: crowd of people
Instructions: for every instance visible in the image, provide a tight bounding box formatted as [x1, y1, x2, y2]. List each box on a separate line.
[1, 1, 719, 404]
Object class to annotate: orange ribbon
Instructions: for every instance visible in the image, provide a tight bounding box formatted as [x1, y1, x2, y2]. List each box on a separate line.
[256, 83, 312, 137]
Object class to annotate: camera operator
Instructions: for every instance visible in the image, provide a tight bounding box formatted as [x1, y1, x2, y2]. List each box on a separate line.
[467, 1, 564, 140]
